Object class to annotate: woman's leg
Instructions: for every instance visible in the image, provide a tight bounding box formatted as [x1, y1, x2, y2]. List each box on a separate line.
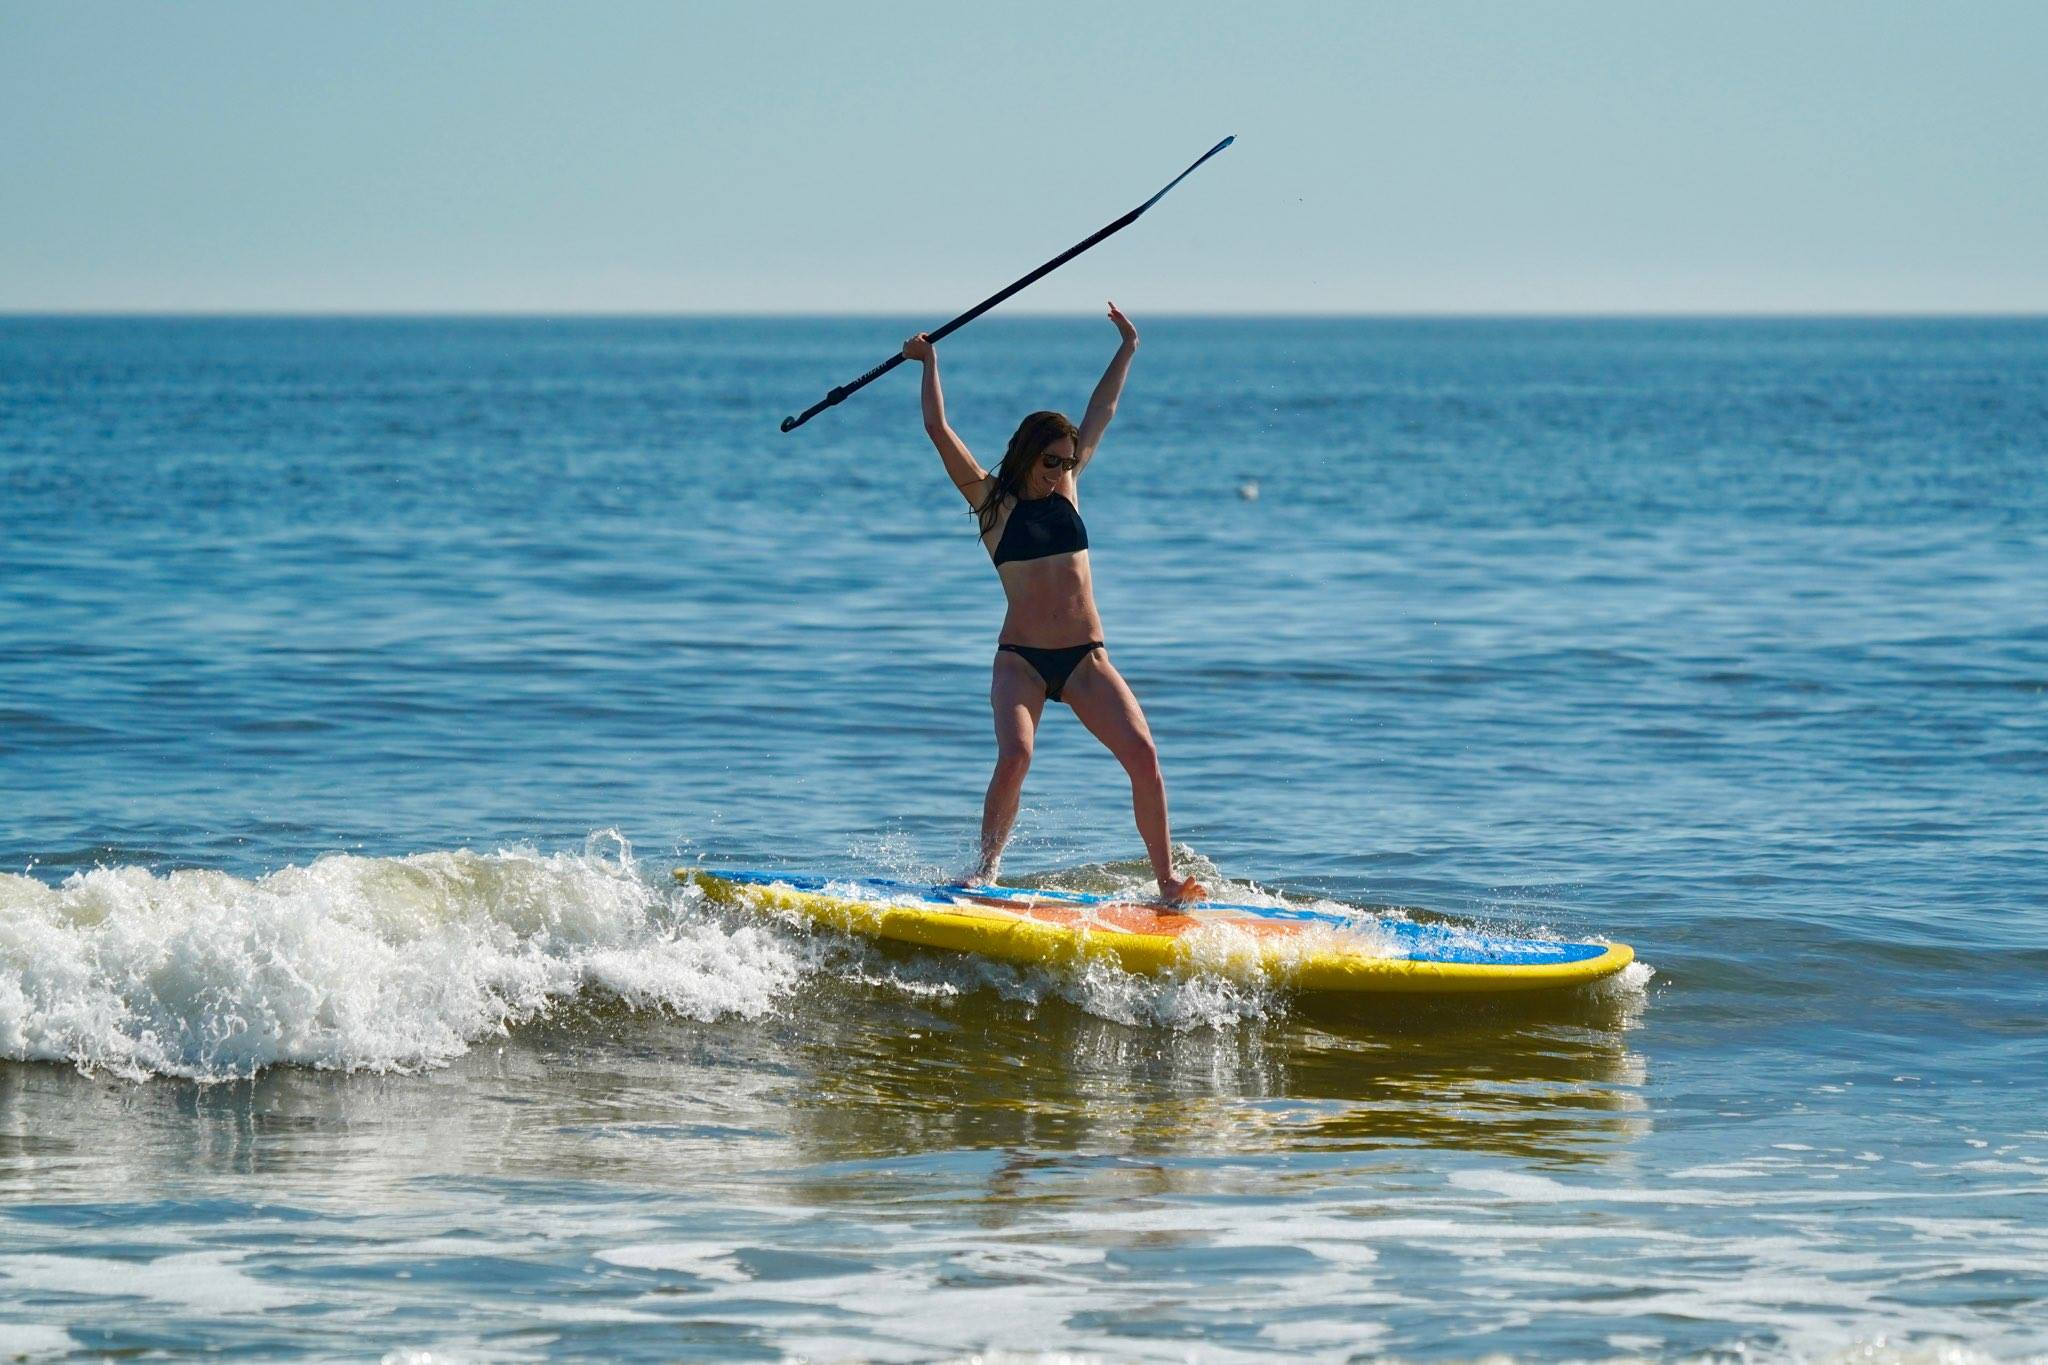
[1060, 653, 1204, 901]
[975, 651, 1046, 883]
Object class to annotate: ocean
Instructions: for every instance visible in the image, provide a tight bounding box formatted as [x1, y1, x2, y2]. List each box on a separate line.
[1, 315, 2043, 1360]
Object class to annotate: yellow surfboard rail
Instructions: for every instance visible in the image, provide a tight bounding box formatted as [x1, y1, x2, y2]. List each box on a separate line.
[678, 870, 1634, 996]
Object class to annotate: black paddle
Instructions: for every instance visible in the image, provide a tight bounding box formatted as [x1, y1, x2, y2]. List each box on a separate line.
[779, 135, 1235, 433]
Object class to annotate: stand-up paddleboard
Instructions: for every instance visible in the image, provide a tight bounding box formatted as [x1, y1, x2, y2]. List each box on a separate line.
[677, 869, 1632, 995]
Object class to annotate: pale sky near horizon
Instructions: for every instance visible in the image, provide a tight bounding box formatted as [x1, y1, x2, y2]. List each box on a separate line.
[3, 1, 2044, 314]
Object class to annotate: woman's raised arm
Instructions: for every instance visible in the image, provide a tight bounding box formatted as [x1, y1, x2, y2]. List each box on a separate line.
[1073, 301, 1138, 474]
[904, 333, 987, 507]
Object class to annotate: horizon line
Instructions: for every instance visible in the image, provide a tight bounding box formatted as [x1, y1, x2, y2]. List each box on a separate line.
[6, 308, 2048, 321]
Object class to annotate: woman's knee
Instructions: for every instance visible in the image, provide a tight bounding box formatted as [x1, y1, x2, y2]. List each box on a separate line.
[1115, 733, 1160, 776]
[993, 740, 1033, 782]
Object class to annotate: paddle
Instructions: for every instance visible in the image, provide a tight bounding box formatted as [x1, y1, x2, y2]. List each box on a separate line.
[779, 135, 1235, 433]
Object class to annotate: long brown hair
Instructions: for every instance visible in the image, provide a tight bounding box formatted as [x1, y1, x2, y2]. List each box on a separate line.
[975, 410, 1078, 537]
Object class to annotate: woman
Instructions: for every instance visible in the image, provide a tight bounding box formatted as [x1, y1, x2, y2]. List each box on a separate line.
[903, 303, 1206, 903]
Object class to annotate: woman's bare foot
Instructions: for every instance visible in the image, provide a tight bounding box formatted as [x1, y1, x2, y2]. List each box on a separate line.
[1157, 874, 1207, 906]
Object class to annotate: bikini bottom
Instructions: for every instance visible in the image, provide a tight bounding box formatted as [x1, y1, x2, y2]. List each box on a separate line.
[997, 640, 1103, 704]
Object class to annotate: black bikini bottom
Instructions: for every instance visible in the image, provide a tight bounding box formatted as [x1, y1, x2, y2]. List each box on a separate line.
[998, 640, 1104, 704]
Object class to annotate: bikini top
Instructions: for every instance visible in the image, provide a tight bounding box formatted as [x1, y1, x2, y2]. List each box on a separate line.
[991, 491, 1089, 567]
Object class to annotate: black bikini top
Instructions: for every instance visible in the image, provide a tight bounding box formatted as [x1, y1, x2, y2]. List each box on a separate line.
[991, 491, 1088, 566]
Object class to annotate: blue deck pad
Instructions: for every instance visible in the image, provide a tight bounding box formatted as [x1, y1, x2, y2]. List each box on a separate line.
[692, 869, 1611, 968]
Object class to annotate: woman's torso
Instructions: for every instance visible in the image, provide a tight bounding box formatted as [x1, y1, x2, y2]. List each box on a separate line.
[981, 483, 1102, 647]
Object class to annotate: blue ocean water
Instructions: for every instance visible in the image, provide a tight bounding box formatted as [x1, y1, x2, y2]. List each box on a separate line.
[1, 316, 2044, 1360]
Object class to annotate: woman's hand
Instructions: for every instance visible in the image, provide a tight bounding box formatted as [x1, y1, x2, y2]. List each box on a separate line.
[1106, 301, 1138, 348]
[902, 332, 936, 365]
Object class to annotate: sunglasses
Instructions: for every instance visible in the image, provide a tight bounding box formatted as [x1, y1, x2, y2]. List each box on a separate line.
[1039, 452, 1080, 472]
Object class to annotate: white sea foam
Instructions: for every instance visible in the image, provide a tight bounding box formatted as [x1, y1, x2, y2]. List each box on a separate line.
[1060, 952, 1280, 1030]
[0, 1323, 74, 1359]
[593, 1242, 751, 1282]
[0, 833, 799, 1080]
[0, 1251, 301, 1312]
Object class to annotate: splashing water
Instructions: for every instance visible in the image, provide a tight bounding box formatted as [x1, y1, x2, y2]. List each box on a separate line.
[0, 833, 799, 1081]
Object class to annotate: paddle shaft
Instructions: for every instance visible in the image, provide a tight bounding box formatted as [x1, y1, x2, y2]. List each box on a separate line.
[780, 135, 1234, 433]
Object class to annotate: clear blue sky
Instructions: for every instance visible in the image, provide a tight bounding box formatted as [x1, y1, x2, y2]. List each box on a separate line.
[3, 0, 2043, 313]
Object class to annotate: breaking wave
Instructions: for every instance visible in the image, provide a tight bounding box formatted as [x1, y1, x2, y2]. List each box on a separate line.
[0, 833, 797, 1081]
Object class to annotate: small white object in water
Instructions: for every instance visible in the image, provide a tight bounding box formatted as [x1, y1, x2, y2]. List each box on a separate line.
[1237, 479, 1259, 501]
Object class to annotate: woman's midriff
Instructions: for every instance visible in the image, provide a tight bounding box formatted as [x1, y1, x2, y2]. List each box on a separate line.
[995, 552, 1102, 647]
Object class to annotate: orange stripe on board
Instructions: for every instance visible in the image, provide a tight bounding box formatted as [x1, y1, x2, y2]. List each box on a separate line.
[947, 893, 1313, 939]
